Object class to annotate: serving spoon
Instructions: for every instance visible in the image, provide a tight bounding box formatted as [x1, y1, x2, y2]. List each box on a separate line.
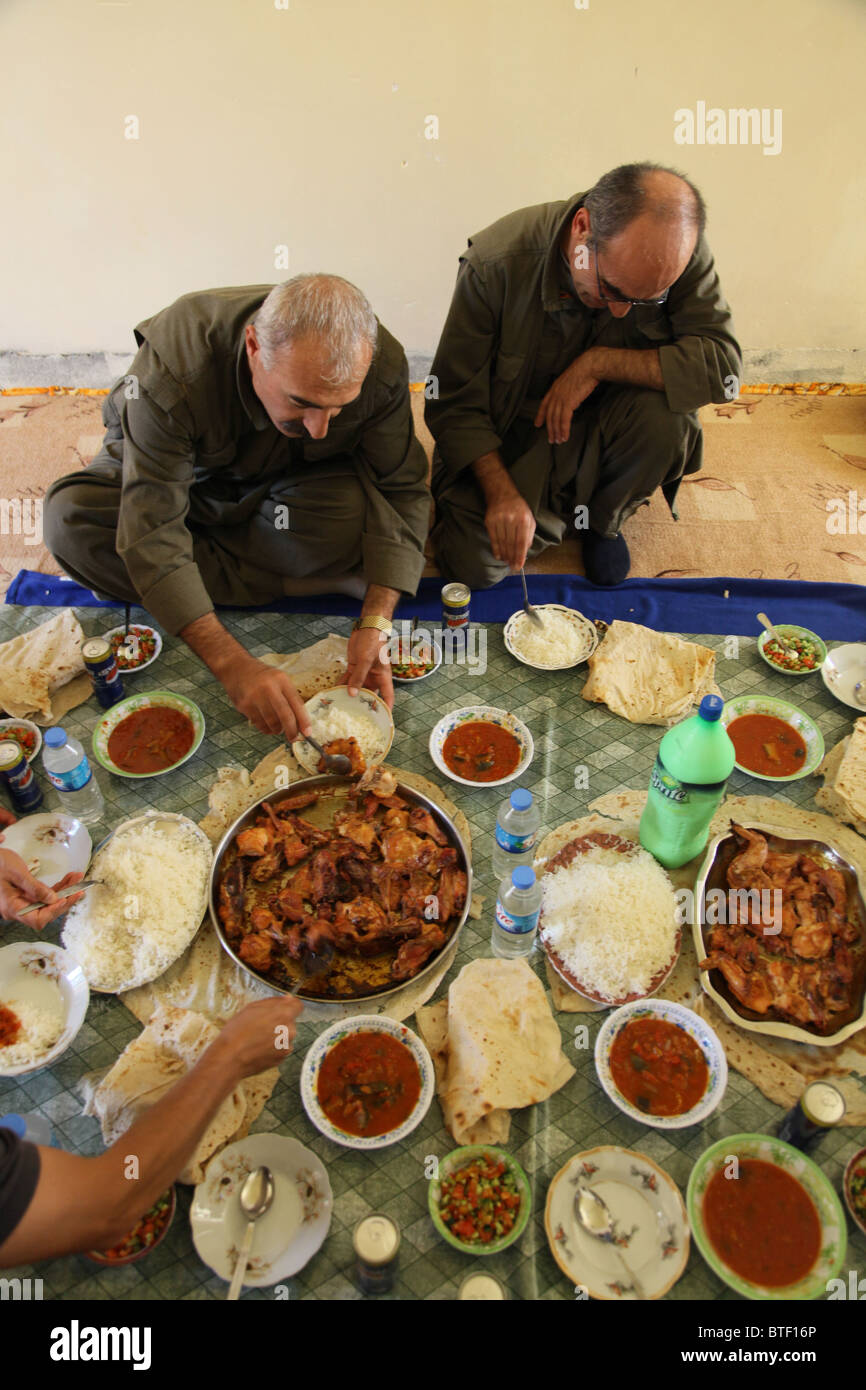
[300, 733, 352, 776]
[520, 568, 544, 629]
[573, 1184, 646, 1299]
[226, 1165, 275, 1300]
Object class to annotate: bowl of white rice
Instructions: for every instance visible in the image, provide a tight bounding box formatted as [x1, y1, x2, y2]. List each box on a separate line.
[0, 942, 89, 1076]
[293, 687, 394, 775]
[504, 605, 599, 671]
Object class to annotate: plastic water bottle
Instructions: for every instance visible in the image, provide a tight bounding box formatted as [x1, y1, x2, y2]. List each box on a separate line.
[492, 788, 540, 880]
[491, 866, 542, 958]
[639, 694, 736, 870]
[42, 727, 105, 825]
[0, 1112, 53, 1145]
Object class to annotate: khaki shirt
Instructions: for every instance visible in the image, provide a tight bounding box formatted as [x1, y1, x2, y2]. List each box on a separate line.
[107, 286, 429, 631]
[425, 193, 742, 482]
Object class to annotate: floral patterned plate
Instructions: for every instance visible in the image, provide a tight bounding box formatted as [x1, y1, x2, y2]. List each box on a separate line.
[293, 686, 394, 776]
[428, 705, 533, 788]
[544, 1146, 689, 1300]
[721, 694, 824, 782]
[687, 1134, 846, 1300]
[191, 1134, 333, 1287]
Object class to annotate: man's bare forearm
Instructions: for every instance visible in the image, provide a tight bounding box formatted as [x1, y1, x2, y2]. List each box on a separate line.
[472, 451, 519, 505]
[180, 611, 251, 680]
[361, 584, 400, 621]
[588, 346, 664, 391]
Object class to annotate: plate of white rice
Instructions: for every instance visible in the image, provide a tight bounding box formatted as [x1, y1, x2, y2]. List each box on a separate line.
[539, 832, 680, 1005]
[504, 605, 599, 671]
[293, 686, 394, 775]
[0, 942, 89, 1076]
[61, 811, 212, 993]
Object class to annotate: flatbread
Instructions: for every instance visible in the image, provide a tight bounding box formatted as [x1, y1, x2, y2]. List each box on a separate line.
[80, 1004, 278, 1184]
[815, 718, 866, 836]
[581, 620, 719, 724]
[259, 633, 349, 699]
[0, 609, 91, 721]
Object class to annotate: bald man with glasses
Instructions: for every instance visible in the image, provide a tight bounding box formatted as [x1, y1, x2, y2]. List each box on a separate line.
[426, 163, 742, 587]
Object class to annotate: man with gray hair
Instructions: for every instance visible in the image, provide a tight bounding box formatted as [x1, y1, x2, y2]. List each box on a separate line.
[427, 164, 742, 587]
[44, 275, 430, 736]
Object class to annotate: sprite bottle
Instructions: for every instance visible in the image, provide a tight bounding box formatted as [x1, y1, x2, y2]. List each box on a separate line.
[638, 694, 735, 869]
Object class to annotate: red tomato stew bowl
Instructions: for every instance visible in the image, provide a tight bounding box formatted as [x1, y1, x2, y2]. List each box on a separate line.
[594, 999, 727, 1130]
[87, 1187, 176, 1265]
[300, 1016, 435, 1150]
[92, 692, 205, 779]
[428, 1146, 531, 1255]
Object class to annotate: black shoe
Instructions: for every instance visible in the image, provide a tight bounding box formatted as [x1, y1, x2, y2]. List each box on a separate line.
[582, 530, 630, 586]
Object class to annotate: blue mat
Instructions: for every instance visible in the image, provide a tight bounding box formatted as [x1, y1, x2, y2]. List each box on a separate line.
[5, 568, 865, 639]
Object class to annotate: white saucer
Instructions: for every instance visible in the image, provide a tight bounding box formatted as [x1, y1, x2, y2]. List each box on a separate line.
[0, 813, 92, 886]
[821, 643, 866, 712]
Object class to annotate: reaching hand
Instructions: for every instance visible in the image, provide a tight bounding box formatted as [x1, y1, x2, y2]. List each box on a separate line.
[215, 996, 305, 1077]
[223, 656, 312, 741]
[0, 850, 85, 929]
[344, 627, 395, 710]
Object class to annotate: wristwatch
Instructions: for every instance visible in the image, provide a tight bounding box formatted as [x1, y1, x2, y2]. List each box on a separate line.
[352, 616, 394, 636]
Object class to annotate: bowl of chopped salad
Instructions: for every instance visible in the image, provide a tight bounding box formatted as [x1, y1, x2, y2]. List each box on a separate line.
[428, 1146, 531, 1255]
[102, 624, 163, 673]
[757, 625, 827, 676]
[843, 1148, 866, 1239]
[0, 719, 41, 763]
[390, 637, 442, 683]
[87, 1187, 176, 1265]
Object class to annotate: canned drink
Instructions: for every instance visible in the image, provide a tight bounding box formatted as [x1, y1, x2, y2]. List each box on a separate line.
[353, 1213, 400, 1294]
[778, 1081, 846, 1153]
[441, 582, 471, 630]
[458, 1271, 508, 1300]
[0, 739, 44, 813]
[82, 637, 125, 709]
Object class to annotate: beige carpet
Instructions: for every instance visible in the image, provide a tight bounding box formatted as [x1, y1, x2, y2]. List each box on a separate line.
[1, 389, 864, 598]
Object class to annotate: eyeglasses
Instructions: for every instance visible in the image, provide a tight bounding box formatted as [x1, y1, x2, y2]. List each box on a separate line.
[593, 247, 669, 307]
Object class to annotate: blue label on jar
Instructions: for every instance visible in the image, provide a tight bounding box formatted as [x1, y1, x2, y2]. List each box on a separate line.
[495, 825, 537, 853]
[495, 903, 540, 935]
[46, 759, 92, 792]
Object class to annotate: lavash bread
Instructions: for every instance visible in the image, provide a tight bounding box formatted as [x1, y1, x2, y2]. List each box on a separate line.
[0, 609, 91, 721]
[81, 1004, 278, 1184]
[815, 718, 866, 836]
[416, 958, 574, 1144]
[259, 632, 349, 698]
[581, 620, 719, 724]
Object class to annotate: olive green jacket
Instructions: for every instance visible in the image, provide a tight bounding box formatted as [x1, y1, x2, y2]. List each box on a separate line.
[106, 286, 430, 631]
[425, 194, 742, 481]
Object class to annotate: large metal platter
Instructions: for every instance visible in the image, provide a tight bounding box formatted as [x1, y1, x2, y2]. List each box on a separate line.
[694, 820, 866, 1046]
[208, 773, 472, 1006]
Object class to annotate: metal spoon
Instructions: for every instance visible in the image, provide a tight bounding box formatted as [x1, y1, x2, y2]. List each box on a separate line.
[520, 568, 544, 629]
[573, 1184, 646, 1299]
[300, 734, 352, 776]
[756, 612, 796, 655]
[853, 681, 866, 709]
[226, 1165, 275, 1300]
[18, 878, 99, 917]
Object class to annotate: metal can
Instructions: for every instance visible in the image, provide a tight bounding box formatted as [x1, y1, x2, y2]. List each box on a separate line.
[353, 1213, 400, 1294]
[0, 739, 44, 813]
[778, 1081, 846, 1152]
[81, 637, 125, 709]
[458, 1271, 508, 1300]
[441, 582, 471, 630]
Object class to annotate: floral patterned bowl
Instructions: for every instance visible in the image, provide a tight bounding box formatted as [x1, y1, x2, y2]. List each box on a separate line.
[594, 999, 727, 1130]
[293, 686, 394, 775]
[687, 1134, 847, 1300]
[428, 705, 533, 788]
[721, 694, 824, 782]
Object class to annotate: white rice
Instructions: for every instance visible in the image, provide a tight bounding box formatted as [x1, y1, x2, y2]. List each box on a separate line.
[0, 995, 64, 1069]
[510, 609, 590, 666]
[540, 845, 678, 1001]
[309, 705, 387, 764]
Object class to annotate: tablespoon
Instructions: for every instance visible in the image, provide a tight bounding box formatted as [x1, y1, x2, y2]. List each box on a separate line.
[300, 734, 352, 775]
[226, 1165, 274, 1300]
[18, 878, 99, 917]
[756, 612, 796, 655]
[853, 681, 866, 708]
[520, 568, 544, 629]
[573, 1184, 646, 1299]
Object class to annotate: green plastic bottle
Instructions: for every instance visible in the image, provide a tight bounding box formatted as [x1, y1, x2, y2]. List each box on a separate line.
[639, 694, 736, 869]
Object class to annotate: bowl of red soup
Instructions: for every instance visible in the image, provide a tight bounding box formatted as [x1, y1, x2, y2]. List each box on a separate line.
[91, 691, 205, 779]
[722, 695, 824, 782]
[687, 1134, 846, 1300]
[595, 999, 727, 1129]
[429, 706, 533, 788]
[300, 1016, 435, 1150]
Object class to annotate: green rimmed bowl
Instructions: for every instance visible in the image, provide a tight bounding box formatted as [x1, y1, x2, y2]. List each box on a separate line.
[428, 1145, 531, 1255]
[687, 1133, 846, 1301]
[757, 624, 827, 676]
[721, 694, 824, 782]
[92, 690, 205, 779]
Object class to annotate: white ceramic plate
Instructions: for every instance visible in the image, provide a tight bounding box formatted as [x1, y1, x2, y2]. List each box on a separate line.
[293, 686, 395, 776]
[0, 813, 91, 886]
[0, 718, 42, 764]
[594, 999, 728, 1130]
[429, 705, 533, 788]
[503, 605, 599, 671]
[0, 942, 90, 1076]
[191, 1134, 332, 1287]
[821, 643, 866, 711]
[101, 624, 163, 674]
[545, 1146, 689, 1300]
[301, 1015, 435, 1149]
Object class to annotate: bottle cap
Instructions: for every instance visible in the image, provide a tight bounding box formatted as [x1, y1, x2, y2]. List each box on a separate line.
[698, 694, 724, 722]
[512, 866, 536, 890]
[510, 789, 532, 812]
[801, 1081, 846, 1127]
[44, 727, 67, 747]
[0, 1114, 26, 1137]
